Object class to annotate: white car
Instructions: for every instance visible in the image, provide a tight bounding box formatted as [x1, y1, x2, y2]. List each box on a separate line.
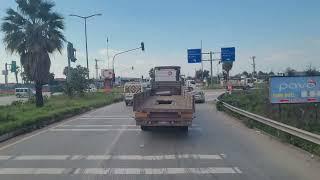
[15, 88, 35, 98]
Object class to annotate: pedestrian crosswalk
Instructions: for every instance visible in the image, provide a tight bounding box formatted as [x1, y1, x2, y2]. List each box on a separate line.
[0, 115, 243, 177]
[0, 154, 224, 161]
[0, 167, 242, 175]
[0, 153, 241, 175]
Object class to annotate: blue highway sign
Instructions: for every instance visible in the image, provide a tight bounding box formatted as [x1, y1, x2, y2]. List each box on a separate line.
[187, 49, 202, 63]
[221, 47, 235, 62]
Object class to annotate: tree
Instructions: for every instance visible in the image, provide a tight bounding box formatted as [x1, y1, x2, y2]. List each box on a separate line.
[268, 71, 275, 76]
[242, 71, 249, 77]
[222, 62, 233, 80]
[149, 68, 155, 79]
[21, 71, 32, 84]
[305, 65, 319, 76]
[285, 68, 296, 76]
[1, 0, 65, 107]
[63, 65, 90, 96]
[195, 69, 210, 80]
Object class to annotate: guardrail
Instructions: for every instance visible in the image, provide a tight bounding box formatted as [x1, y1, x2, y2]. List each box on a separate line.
[219, 101, 320, 145]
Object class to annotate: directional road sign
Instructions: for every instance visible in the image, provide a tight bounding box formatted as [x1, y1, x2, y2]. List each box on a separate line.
[221, 47, 235, 62]
[187, 49, 202, 63]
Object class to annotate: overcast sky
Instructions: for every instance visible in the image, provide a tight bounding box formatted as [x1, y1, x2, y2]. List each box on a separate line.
[1, 0, 320, 83]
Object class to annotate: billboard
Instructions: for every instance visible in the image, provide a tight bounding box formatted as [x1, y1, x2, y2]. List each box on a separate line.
[269, 76, 320, 104]
[101, 69, 113, 79]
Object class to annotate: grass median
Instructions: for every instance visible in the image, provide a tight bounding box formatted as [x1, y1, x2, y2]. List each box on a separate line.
[0, 92, 123, 136]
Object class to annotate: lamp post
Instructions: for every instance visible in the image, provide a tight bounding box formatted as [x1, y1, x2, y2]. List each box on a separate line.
[69, 13, 102, 78]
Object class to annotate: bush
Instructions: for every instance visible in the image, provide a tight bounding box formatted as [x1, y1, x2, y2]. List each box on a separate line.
[216, 101, 224, 111]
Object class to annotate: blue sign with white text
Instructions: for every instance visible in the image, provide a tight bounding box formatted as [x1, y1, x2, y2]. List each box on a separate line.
[269, 76, 320, 104]
[221, 47, 235, 62]
[187, 49, 202, 63]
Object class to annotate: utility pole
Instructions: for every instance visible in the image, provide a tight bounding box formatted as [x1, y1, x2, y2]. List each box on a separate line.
[201, 40, 203, 80]
[210, 51, 213, 86]
[251, 56, 256, 78]
[95, 59, 102, 79]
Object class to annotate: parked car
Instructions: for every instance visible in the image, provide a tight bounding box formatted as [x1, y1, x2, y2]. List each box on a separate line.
[193, 90, 205, 103]
[15, 88, 35, 98]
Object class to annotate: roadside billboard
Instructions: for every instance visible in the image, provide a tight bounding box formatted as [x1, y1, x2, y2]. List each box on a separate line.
[269, 76, 320, 104]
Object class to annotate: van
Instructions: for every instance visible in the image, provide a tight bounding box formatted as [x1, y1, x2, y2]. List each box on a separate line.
[15, 88, 35, 98]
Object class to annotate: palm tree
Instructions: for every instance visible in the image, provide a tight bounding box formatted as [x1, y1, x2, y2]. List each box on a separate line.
[1, 0, 65, 107]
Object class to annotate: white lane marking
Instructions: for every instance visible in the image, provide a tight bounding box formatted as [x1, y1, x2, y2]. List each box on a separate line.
[86, 155, 111, 160]
[14, 155, 69, 160]
[0, 154, 223, 161]
[0, 168, 65, 174]
[50, 129, 140, 132]
[0, 156, 11, 160]
[70, 155, 86, 160]
[78, 167, 241, 175]
[234, 167, 242, 173]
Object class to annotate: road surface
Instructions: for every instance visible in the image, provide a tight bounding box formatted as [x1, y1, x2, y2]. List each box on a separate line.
[0, 90, 319, 180]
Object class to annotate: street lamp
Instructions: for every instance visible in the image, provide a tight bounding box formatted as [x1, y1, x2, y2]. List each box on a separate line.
[112, 42, 145, 80]
[69, 13, 102, 78]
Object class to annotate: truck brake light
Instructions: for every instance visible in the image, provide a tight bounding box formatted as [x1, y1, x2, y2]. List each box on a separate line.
[135, 112, 148, 118]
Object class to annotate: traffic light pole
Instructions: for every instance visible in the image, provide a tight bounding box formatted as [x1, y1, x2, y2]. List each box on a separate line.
[112, 42, 145, 86]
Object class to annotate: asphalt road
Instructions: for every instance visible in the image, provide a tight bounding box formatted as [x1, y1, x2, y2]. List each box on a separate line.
[0, 90, 319, 180]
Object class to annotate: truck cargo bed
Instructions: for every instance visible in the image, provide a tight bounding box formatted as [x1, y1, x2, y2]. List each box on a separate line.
[139, 95, 193, 112]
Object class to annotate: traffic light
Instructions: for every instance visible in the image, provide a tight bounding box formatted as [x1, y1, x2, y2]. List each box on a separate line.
[11, 61, 16, 72]
[141, 42, 145, 51]
[67, 42, 77, 62]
